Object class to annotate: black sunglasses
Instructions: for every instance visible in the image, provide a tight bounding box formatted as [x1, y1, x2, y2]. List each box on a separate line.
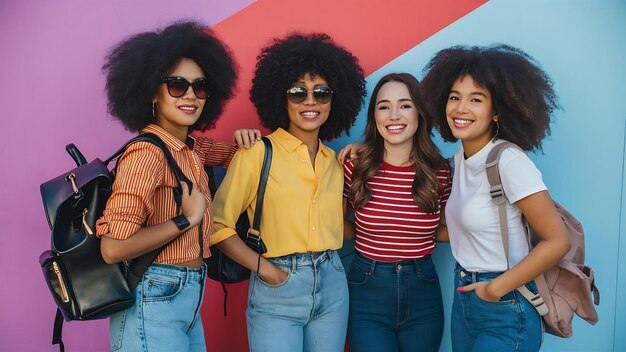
[286, 86, 333, 104]
[161, 76, 210, 99]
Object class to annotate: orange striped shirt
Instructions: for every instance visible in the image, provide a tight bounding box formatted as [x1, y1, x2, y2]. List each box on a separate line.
[95, 124, 237, 264]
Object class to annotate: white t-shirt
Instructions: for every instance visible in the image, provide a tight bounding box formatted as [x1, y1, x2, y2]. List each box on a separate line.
[446, 139, 547, 272]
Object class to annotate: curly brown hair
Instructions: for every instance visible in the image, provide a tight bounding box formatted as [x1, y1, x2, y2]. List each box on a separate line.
[349, 73, 448, 213]
[422, 44, 560, 152]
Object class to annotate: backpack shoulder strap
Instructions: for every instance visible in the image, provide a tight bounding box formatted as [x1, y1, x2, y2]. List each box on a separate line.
[486, 141, 550, 316]
[105, 133, 193, 290]
[485, 141, 523, 266]
[250, 137, 273, 232]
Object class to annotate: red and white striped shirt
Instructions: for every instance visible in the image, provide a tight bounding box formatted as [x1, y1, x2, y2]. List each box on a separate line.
[343, 160, 452, 262]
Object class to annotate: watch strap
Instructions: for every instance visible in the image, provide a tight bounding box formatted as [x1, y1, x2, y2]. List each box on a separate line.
[172, 214, 190, 231]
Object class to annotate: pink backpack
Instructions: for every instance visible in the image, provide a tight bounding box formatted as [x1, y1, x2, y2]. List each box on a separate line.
[486, 141, 600, 337]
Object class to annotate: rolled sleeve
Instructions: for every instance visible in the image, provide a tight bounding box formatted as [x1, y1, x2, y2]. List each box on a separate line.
[195, 137, 238, 168]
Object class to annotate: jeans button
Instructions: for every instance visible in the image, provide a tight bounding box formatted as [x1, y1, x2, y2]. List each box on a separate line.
[396, 264, 402, 270]
[460, 271, 467, 277]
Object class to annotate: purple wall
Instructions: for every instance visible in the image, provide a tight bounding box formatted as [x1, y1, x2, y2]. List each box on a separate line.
[0, 1, 253, 350]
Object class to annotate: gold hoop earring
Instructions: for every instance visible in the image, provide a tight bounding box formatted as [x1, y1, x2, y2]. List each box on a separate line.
[491, 120, 500, 142]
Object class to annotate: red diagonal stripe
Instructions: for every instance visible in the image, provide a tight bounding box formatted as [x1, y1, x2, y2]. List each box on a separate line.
[206, 0, 488, 137]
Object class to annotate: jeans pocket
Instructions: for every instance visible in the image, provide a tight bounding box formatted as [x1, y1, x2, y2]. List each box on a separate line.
[256, 268, 291, 288]
[142, 272, 183, 302]
[417, 257, 439, 282]
[471, 289, 516, 305]
[347, 261, 370, 286]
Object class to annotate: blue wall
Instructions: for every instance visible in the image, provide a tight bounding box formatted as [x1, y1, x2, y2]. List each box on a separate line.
[330, 0, 626, 350]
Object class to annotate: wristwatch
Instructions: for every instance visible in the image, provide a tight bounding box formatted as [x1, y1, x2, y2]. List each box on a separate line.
[172, 214, 190, 231]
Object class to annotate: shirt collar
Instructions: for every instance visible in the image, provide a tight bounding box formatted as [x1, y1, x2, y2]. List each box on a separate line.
[272, 128, 329, 157]
[142, 124, 194, 151]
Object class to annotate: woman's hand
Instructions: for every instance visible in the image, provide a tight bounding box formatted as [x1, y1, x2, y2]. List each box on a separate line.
[260, 264, 289, 285]
[180, 182, 206, 227]
[233, 129, 262, 148]
[337, 143, 364, 163]
[458, 281, 501, 302]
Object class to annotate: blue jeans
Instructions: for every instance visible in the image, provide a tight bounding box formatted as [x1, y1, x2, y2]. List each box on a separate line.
[451, 264, 543, 352]
[109, 263, 207, 352]
[347, 252, 444, 352]
[246, 250, 349, 352]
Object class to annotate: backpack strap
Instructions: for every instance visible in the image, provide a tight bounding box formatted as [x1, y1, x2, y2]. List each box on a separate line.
[105, 132, 193, 290]
[52, 308, 65, 352]
[218, 137, 272, 316]
[485, 141, 549, 316]
[485, 141, 522, 265]
[249, 137, 273, 242]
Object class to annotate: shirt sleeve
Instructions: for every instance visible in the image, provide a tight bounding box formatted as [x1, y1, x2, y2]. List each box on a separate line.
[95, 142, 164, 239]
[195, 137, 238, 168]
[438, 165, 453, 208]
[210, 146, 262, 245]
[343, 160, 353, 199]
[499, 149, 547, 204]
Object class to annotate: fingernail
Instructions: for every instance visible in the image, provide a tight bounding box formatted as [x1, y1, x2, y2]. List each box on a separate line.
[457, 287, 464, 292]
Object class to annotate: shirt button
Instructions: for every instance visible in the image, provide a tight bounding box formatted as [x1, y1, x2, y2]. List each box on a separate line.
[312, 226, 316, 231]
[312, 199, 316, 204]
[302, 159, 307, 163]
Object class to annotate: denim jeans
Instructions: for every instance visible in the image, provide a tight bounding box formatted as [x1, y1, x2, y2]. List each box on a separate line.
[347, 252, 444, 352]
[109, 263, 207, 352]
[451, 264, 543, 352]
[246, 250, 349, 352]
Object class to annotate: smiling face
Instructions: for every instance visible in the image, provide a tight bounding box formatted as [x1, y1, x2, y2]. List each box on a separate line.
[374, 81, 419, 154]
[445, 75, 498, 157]
[285, 73, 331, 142]
[153, 57, 206, 141]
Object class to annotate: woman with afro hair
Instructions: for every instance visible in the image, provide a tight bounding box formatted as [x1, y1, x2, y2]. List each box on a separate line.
[211, 33, 366, 351]
[95, 21, 259, 351]
[421, 44, 570, 351]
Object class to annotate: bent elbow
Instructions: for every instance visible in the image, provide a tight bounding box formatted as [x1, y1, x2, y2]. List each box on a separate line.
[100, 238, 122, 264]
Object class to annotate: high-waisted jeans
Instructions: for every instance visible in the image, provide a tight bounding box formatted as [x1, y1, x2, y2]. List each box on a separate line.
[246, 250, 349, 352]
[109, 263, 207, 352]
[451, 264, 543, 352]
[347, 252, 444, 352]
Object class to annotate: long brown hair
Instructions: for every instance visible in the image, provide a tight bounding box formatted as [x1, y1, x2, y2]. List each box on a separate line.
[349, 73, 447, 213]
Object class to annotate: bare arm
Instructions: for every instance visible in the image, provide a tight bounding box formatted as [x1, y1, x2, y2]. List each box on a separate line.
[462, 191, 571, 301]
[101, 182, 206, 263]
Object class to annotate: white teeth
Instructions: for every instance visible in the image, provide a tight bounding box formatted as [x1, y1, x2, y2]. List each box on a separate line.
[453, 118, 472, 126]
[387, 125, 406, 130]
[301, 111, 319, 118]
[180, 106, 196, 111]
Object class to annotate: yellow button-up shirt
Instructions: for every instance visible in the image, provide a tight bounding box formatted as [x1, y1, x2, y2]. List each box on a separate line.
[211, 128, 344, 257]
